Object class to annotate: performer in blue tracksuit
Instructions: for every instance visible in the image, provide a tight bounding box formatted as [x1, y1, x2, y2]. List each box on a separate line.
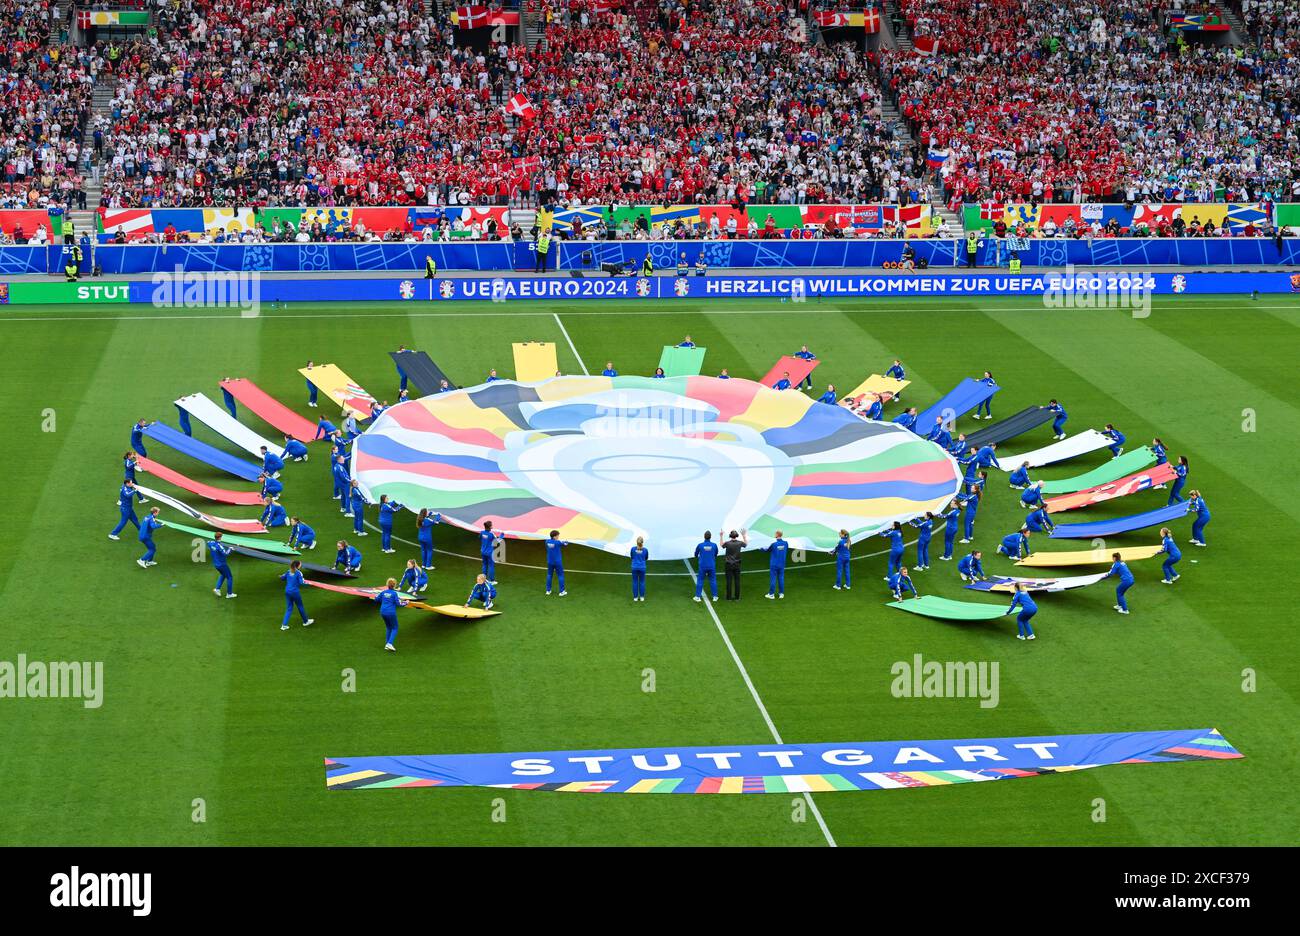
[417, 508, 441, 569]
[885, 359, 905, 383]
[123, 451, 142, 483]
[817, 385, 837, 405]
[864, 395, 884, 420]
[260, 473, 284, 501]
[136, 507, 163, 567]
[1106, 554, 1135, 613]
[377, 495, 404, 552]
[892, 407, 918, 432]
[1008, 461, 1032, 489]
[400, 560, 429, 594]
[305, 362, 319, 407]
[370, 400, 388, 421]
[1102, 423, 1126, 457]
[602, 362, 618, 377]
[947, 433, 967, 457]
[331, 457, 350, 509]
[1188, 490, 1210, 546]
[281, 435, 309, 462]
[956, 448, 978, 484]
[260, 446, 285, 477]
[888, 566, 917, 600]
[831, 530, 851, 589]
[966, 470, 987, 500]
[1046, 399, 1068, 439]
[764, 533, 789, 599]
[1168, 456, 1189, 505]
[1025, 506, 1054, 533]
[630, 536, 649, 601]
[925, 417, 952, 449]
[1159, 527, 1182, 583]
[973, 371, 996, 419]
[961, 491, 980, 542]
[280, 560, 313, 629]
[717, 369, 731, 379]
[910, 513, 934, 570]
[260, 496, 288, 528]
[996, 528, 1031, 560]
[335, 540, 363, 574]
[375, 579, 408, 651]
[479, 521, 504, 582]
[110, 480, 145, 539]
[772, 372, 792, 391]
[130, 419, 152, 456]
[545, 531, 568, 596]
[678, 336, 696, 348]
[466, 574, 497, 609]
[1006, 584, 1037, 639]
[793, 345, 817, 388]
[288, 517, 316, 550]
[652, 367, 666, 379]
[331, 432, 350, 465]
[348, 481, 368, 535]
[208, 532, 235, 597]
[693, 531, 719, 601]
[958, 550, 986, 582]
[880, 522, 905, 577]
[941, 500, 963, 560]
[395, 346, 410, 392]
[314, 417, 337, 440]
[343, 413, 361, 441]
[1151, 437, 1168, 466]
[974, 442, 1000, 470]
[1020, 480, 1046, 509]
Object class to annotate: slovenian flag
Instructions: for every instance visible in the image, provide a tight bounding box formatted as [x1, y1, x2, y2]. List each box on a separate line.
[926, 148, 949, 170]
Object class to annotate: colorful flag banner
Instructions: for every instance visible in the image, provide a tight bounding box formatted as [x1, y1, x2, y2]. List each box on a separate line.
[326, 729, 1241, 793]
[77, 10, 150, 28]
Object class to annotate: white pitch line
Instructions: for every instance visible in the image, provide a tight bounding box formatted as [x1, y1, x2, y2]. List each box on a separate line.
[552, 312, 589, 375]
[682, 558, 837, 848]
[2, 298, 1293, 325]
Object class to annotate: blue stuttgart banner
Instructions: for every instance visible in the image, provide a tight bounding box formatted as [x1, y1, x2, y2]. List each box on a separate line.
[325, 728, 1241, 793]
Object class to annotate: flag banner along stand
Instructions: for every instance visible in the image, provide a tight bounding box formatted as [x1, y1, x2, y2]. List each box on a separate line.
[325, 729, 1240, 793]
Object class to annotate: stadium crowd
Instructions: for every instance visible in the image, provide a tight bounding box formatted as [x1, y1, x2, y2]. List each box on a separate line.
[0, 0, 1295, 226]
[885, 0, 1298, 208]
[83, 0, 920, 212]
[0, 0, 95, 212]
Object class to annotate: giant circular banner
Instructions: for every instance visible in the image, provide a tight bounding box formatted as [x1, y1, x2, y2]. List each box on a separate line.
[352, 376, 962, 560]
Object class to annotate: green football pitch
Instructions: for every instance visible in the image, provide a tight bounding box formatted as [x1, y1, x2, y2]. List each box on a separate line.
[1, 294, 1297, 846]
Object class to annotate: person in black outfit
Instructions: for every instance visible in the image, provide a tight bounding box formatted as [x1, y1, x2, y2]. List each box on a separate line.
[723, 529, 748, 600]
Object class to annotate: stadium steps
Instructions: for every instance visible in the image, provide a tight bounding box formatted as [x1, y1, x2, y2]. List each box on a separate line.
[882, 0, 914, 52]
[523, 9, 547, 50]
[1218, 5, 1248, 42]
